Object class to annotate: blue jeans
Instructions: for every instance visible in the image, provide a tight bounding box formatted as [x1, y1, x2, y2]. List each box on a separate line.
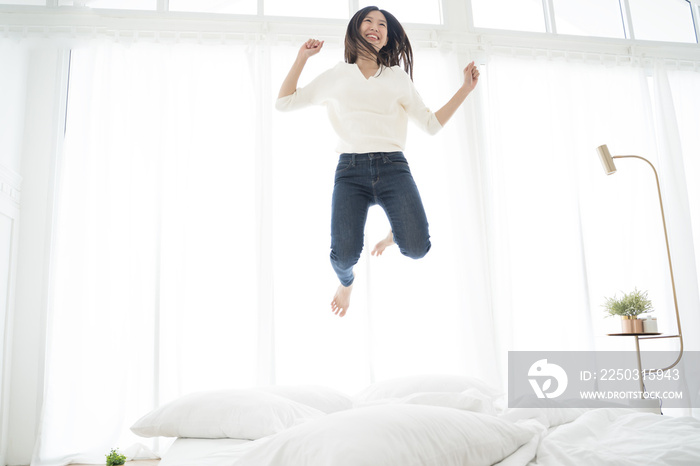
[330, 152, 431, 287]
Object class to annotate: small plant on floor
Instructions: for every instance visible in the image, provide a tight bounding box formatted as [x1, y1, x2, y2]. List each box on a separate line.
[602, 288, 654, 318]
[106, 448, 127, 466]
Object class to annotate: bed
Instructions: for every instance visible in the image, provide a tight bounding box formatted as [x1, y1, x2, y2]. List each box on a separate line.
[130, 375, 700, 465]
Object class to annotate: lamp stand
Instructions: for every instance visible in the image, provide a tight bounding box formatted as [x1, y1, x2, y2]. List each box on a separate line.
[612, 155, 683, 384]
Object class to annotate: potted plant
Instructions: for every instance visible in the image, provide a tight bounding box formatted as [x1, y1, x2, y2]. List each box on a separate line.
[603, 288, 654, 333]
[105, 448, 127, 466]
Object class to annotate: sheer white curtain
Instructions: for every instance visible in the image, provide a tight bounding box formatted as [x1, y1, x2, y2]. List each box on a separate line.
[34, 39, 700, 465]
[484, 54, 669, 351]
[482, 53, 700, 396]
[36, 40, 494, 465]
[34, 42, 261, 465]
[662, 65, 700, 357]
[659, 64, 700, 418]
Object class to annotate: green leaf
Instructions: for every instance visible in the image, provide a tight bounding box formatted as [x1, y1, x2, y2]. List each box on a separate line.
[602, 288, 654, 318]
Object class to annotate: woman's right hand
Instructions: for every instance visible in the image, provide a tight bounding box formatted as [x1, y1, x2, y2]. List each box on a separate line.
[298, 39, 324, 60]
[278, 39, 324, 99]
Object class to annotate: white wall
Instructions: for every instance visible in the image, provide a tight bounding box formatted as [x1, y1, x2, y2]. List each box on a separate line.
[0, 45, 28, 174]
[0, 43, 28, 466]
[0, 170, 22, 466]
[5, 46, 67, 466]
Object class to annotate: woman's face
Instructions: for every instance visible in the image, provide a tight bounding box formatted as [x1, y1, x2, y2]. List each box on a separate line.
[359, 10, 388, 51]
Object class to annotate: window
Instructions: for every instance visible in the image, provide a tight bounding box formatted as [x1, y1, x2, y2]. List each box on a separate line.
[0, 1, 697, 46]
[169, 0, 257, 15]
[471, 0, 546, 32]
[553, 0, 625, 38]
[57, 0, 156, 9]
[629, 0, 697, 43]
[0, 0, 44, 4]
[358, 0, 442, 25]
[264, 0, 347, 19]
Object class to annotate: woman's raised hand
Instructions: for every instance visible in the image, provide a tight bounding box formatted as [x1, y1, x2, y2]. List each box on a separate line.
[298, 39, 325, 60]
[278, 39, 323, 98]
[434, 61, 481, 126]
[462, 61, 480, 92]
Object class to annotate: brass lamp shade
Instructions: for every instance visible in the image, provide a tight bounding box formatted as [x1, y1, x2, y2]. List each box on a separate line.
[597, 144, 617, 175]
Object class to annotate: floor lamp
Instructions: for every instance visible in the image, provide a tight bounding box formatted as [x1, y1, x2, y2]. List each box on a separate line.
[596, 144, 684, 392]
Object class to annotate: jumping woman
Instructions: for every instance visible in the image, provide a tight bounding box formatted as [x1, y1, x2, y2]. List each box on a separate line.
[276, 6, 479, 317]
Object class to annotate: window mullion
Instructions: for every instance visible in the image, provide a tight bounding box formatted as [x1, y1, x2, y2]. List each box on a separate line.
[349, 0, 358, 18]
[620, 0, 635, 40]
[445, 0, 472, 32]
[691, 0, 700, 44]
[542, 0, 557, 34]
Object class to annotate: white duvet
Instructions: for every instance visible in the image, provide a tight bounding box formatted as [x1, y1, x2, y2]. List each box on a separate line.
[159, 438, 253, 466]
[144, 376, 700, 466]
[528, 408, 700, 466]
[159, 408, 700, 466]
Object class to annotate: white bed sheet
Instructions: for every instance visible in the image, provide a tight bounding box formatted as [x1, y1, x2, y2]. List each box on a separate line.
[159, 409, 700, 466]
[158, 438, 259, 466]
[527, 408, 700, 466]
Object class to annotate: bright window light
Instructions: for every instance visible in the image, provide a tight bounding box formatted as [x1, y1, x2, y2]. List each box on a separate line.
[0, 0, 44, 4]
[553, 0, 625, 38]
[58, 0, 156, 9]
[471, 0, 546, 32]
[264, 0, 347, 19]
[169, 0, 256, 15]
[358, 0, 442, 25]
[629, 0, 697, 43]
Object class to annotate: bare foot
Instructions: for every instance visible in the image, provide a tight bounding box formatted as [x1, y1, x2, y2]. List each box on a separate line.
[331, 282, 353, 317]
[371, 230, 395, 256]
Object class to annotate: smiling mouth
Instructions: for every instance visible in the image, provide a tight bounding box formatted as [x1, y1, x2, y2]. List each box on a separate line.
[366, 34, 379, 41]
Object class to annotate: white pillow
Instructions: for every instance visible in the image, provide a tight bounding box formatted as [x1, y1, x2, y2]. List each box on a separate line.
[257, 385, 353, 413]
[130, 389, 324, 440]
[501, 397, 661, 428]
[500, 404, 590, 428]
[235, 404, 535, 466]
[400, 389, 496, 414]
[353, 374, 502, 405]
[354, 389, 496, 415]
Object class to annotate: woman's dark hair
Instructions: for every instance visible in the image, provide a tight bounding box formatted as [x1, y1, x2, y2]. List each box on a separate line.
[344, 6, 414, 80]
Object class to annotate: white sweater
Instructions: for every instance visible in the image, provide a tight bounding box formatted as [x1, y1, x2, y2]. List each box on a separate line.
[275, 62, 442, 154]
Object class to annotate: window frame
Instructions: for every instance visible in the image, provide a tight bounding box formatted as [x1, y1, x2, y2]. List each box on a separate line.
[0, 0, 698, 55]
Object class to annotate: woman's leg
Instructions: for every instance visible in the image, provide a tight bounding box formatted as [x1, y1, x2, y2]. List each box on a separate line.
[330, 154, 372, 316]
[374, 153, 431, 260]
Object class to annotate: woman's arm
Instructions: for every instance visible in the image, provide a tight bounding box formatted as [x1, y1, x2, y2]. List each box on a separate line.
[434, 61, 480, 127]
[278, 39, 324, 99]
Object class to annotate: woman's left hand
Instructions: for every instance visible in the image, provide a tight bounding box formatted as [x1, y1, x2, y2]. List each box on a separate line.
[435, 61, 481, 126]
[462, 61, 480, 93]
